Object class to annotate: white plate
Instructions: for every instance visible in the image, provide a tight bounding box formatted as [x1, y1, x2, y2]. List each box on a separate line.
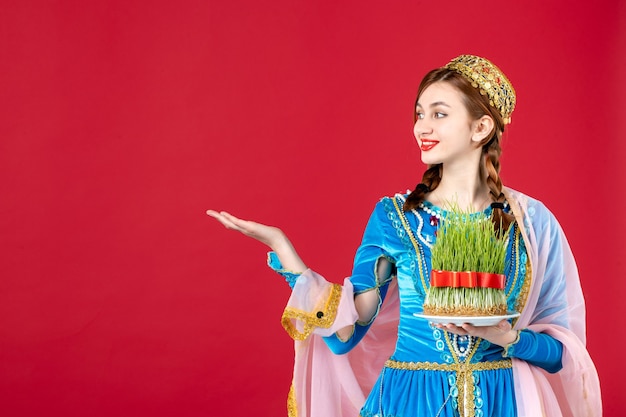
[413, 312, 520, 326]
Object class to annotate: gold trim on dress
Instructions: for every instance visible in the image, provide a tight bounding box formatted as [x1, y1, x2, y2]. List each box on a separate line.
[385, 358, 513, 417]
[391, 196, 428, 292]
[287, 383, 297, 417]
[502, 188, 533, 322]
[515, 260, 532, 315]
[384, 358, 512, 371]
[281, 283, 343, 341]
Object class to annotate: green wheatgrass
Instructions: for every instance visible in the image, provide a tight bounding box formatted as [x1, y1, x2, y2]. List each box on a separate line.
[423, 207, 511, 316]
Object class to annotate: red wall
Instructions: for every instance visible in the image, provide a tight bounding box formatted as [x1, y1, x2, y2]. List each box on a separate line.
[1, 1, 624, 416]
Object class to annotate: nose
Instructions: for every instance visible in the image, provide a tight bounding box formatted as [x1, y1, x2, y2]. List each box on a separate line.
[413, 119, 432, 138]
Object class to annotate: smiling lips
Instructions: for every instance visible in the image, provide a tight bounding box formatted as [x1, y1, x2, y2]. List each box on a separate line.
[420, 139, 439, 151]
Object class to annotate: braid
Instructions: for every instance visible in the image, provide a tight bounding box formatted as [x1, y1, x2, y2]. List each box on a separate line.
[483, 136, 515, 235]
[403, 164, 442, 211]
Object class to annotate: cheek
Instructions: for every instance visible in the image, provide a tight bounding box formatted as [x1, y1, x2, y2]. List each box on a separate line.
[441, 120, 469, 138]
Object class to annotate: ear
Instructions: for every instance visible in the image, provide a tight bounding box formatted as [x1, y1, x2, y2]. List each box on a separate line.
[471, 115, 494, 143]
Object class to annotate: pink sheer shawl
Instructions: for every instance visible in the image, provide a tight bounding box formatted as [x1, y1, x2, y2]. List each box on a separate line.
[283, 188, 602, 417]
[504, 188, 602, 416]
[285, 275, 398, 417]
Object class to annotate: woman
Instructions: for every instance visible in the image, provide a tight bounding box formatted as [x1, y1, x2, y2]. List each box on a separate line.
[208, 55, 601, 417]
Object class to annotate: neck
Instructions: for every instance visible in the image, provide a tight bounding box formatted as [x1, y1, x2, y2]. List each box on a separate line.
[428, 164, 491, 211]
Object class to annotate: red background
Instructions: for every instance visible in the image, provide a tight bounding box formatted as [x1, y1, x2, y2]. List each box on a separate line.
[1, 1, 624, 416]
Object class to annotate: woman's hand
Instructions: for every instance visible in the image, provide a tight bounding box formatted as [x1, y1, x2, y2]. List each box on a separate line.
[207, 210, 307, 272]
[435, 319, 518, 348]
[207, 210, 286, 249]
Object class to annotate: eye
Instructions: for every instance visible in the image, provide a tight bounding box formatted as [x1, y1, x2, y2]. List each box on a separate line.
[434, 112, 447, 118]
[416, 111, 424, 120]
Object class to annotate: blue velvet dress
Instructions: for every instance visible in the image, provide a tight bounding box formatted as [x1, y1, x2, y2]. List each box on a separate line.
[271, 193, 564, 417]
[348, 196, 527, 417]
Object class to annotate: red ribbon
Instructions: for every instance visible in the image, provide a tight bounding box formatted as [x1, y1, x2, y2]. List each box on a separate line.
[430, 270, 505, 290]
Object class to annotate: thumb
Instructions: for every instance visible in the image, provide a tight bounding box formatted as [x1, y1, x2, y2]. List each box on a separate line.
[497, 320, 511, 331]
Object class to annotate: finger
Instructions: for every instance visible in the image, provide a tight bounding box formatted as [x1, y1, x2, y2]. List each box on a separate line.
[444, 324, 468, 335]
[219, 211, 243, 223]
[207, 211, 243, 231]
[220, 217, 242, 231]
[206, 209, 220, 218]
[217, 211, 255, 230]
[461, 323, 476, 332]
[207, 210, 251, 231]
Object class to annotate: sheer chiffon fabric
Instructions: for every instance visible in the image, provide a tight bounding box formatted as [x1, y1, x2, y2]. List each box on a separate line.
[504, 189, 602, 416]
[288, 274, 398, 417]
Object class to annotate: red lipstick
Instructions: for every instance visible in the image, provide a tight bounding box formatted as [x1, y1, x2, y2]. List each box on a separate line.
[420, 139, 439, 152]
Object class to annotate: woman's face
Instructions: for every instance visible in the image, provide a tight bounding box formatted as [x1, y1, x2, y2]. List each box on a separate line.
[414, 81, 482, 168]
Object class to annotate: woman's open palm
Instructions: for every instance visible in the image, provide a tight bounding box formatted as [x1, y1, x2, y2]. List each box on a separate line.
[206, 210, 285, 249]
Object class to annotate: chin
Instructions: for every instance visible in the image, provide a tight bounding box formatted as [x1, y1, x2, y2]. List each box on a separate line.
[420, 155, 441, 165]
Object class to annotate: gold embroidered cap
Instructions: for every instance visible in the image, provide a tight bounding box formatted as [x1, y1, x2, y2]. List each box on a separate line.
[445, 55, 516, 124]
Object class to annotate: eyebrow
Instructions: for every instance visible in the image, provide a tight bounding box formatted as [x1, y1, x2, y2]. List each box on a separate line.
[416, 101, 451, 108]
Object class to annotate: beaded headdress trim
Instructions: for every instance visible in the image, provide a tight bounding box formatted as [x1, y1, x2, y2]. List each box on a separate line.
[445, 55, 516, 125]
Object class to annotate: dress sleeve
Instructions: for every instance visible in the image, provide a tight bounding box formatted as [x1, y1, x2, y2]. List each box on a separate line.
[504, 329, 563, 373]
[350, 199, 397, 293]
[267, 251, 301, 289]
[324, 200, 397, 354]
[267, 199, 396, 353]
